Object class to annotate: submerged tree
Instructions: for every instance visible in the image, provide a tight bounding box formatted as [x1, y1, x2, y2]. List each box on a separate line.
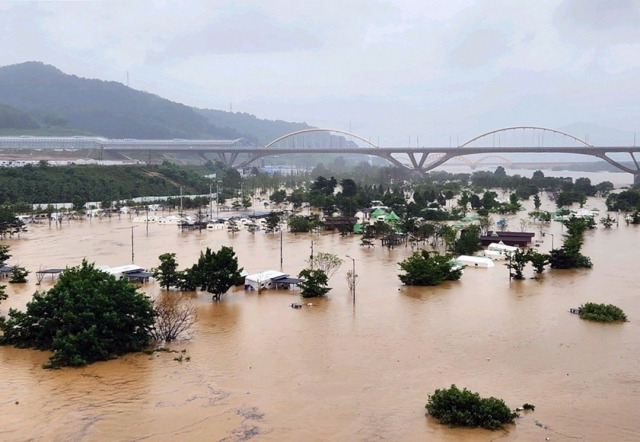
[0, 260, 155, 369]
[151, 293, 197, 342]
[425, 384, 518, 431]
[454, 225, 482, 255]
[578, 302, 627, 323]
[398, 250, 462, 286]
[528, 250, 549, 274]
[298, 268, 331, 298]
[507, 249, 529, 280]
[191, 246, 242, 301]
[153, 252, 181, 290]
[8, 265, 29, 283]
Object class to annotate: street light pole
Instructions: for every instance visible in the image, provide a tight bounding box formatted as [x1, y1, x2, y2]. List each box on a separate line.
[216, 182, 220, 219]
[131, 226, 135, 264]
[209, 183, 213, 219]
[346, 255, 356, 305]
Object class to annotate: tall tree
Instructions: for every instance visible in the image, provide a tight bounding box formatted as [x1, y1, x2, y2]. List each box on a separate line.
[153, 253, 181, 290]
[193, 246, 242, 301]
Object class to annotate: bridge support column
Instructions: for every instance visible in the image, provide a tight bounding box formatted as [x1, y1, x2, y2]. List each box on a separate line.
[634, 173, 640, 186]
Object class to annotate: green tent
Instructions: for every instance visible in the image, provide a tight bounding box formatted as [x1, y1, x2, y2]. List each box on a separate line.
[371, 208, 386, 218]
[385, 211, 401, 223]
[353, 223, 364, 234]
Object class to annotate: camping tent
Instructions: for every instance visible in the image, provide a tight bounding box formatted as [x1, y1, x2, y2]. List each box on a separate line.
[385, 211, 400, 223]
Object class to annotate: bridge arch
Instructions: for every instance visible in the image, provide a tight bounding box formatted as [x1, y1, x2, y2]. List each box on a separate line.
[472, 155, 513, 166]
[264, 128, 379, 149]
[460, 126, 592, 148]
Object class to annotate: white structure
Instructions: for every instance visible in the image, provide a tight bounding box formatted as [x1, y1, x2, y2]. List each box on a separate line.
[98, 264, 151, 282]
[456, 255, 495, 268]
[206, 221, 226, 230]
[132, 215, 159, 223]
[487, 241, 519, 256]
[157, 215, 192, 225]
[478, 249, 508, 260]
[244, 270, 288, 291]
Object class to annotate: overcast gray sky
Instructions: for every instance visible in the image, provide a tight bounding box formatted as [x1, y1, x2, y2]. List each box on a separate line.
[1, 0, 639, 146]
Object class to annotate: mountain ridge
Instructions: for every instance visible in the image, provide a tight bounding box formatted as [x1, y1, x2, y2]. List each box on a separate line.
[0, 61, 310, 142]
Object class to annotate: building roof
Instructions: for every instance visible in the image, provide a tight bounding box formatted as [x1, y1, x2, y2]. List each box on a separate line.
[245, 270, 287, 281]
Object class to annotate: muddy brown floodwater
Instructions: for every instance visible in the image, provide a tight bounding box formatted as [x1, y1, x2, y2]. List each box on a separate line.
[1, 195, 639, 441]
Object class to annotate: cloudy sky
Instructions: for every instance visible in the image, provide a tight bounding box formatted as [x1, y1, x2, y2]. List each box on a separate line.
[1, 0, 639, 146]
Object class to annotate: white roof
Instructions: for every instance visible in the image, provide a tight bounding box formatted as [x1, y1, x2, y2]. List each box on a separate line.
[456, 255, 495, 267]
[102, 265, 146, 274]
[245, 270, 287, 281]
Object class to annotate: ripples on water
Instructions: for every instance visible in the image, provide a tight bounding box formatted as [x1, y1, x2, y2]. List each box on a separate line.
[1, 197, 639, 441]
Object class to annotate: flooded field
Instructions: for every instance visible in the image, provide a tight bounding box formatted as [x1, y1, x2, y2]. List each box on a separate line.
[1, 196, 639, 441]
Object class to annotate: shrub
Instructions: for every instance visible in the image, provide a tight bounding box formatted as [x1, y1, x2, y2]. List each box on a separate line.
[425, 384, 518, 431]
[579, 302, 627, 323]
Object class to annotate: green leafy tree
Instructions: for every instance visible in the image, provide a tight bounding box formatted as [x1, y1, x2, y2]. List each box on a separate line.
[0, 260, 155, 368]
[454, 225, 482, 255]
[438, 225, 457, 252]
[0, 244, 11, 263]
[264, 212, 281, 233]
[192, 246, 242, 301]
[9, 265, 29, 283]
[398, 250, 462, 286]
[533, 194, 541, 210]
[578, 302, 627, 323]
[288, 215, 312, 233]
[508, 249, 529, 280]
[0, 207, 26, 238]
[425, 384, 518, 431]
[153, 253, 181, 290]
[528, 250, 549, 274]
[298, 268, 331, 298]
[549, 235, 593, 269]
[271, 189, 287, 205]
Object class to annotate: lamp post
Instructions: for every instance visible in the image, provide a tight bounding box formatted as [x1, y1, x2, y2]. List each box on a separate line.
[346, 255, 356, 305]
[280, 224, 283, 267]
[216, 182, 220, 219]
[130, 226, 139, 264]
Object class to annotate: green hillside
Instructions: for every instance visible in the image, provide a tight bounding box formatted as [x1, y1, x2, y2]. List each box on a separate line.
[0, 62, 309, 142]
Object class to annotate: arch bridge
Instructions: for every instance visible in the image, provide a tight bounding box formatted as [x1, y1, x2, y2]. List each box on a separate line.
[232, 126, 640, 182]
[2, 126, 640, 182]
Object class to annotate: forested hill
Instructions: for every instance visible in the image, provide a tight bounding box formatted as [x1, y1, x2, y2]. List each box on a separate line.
[0, 61, 310, 141]
[0, 162, 214, 206]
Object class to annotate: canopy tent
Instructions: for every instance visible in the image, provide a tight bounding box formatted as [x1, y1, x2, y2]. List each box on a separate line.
[385, 211, 400, 222]
[370, 208, 386, 218]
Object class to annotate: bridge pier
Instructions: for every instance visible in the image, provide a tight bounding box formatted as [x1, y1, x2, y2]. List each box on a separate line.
[635, 174, 640, 186]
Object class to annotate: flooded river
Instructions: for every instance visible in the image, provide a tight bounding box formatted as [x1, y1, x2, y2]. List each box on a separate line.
[1, 194, 639, 441]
